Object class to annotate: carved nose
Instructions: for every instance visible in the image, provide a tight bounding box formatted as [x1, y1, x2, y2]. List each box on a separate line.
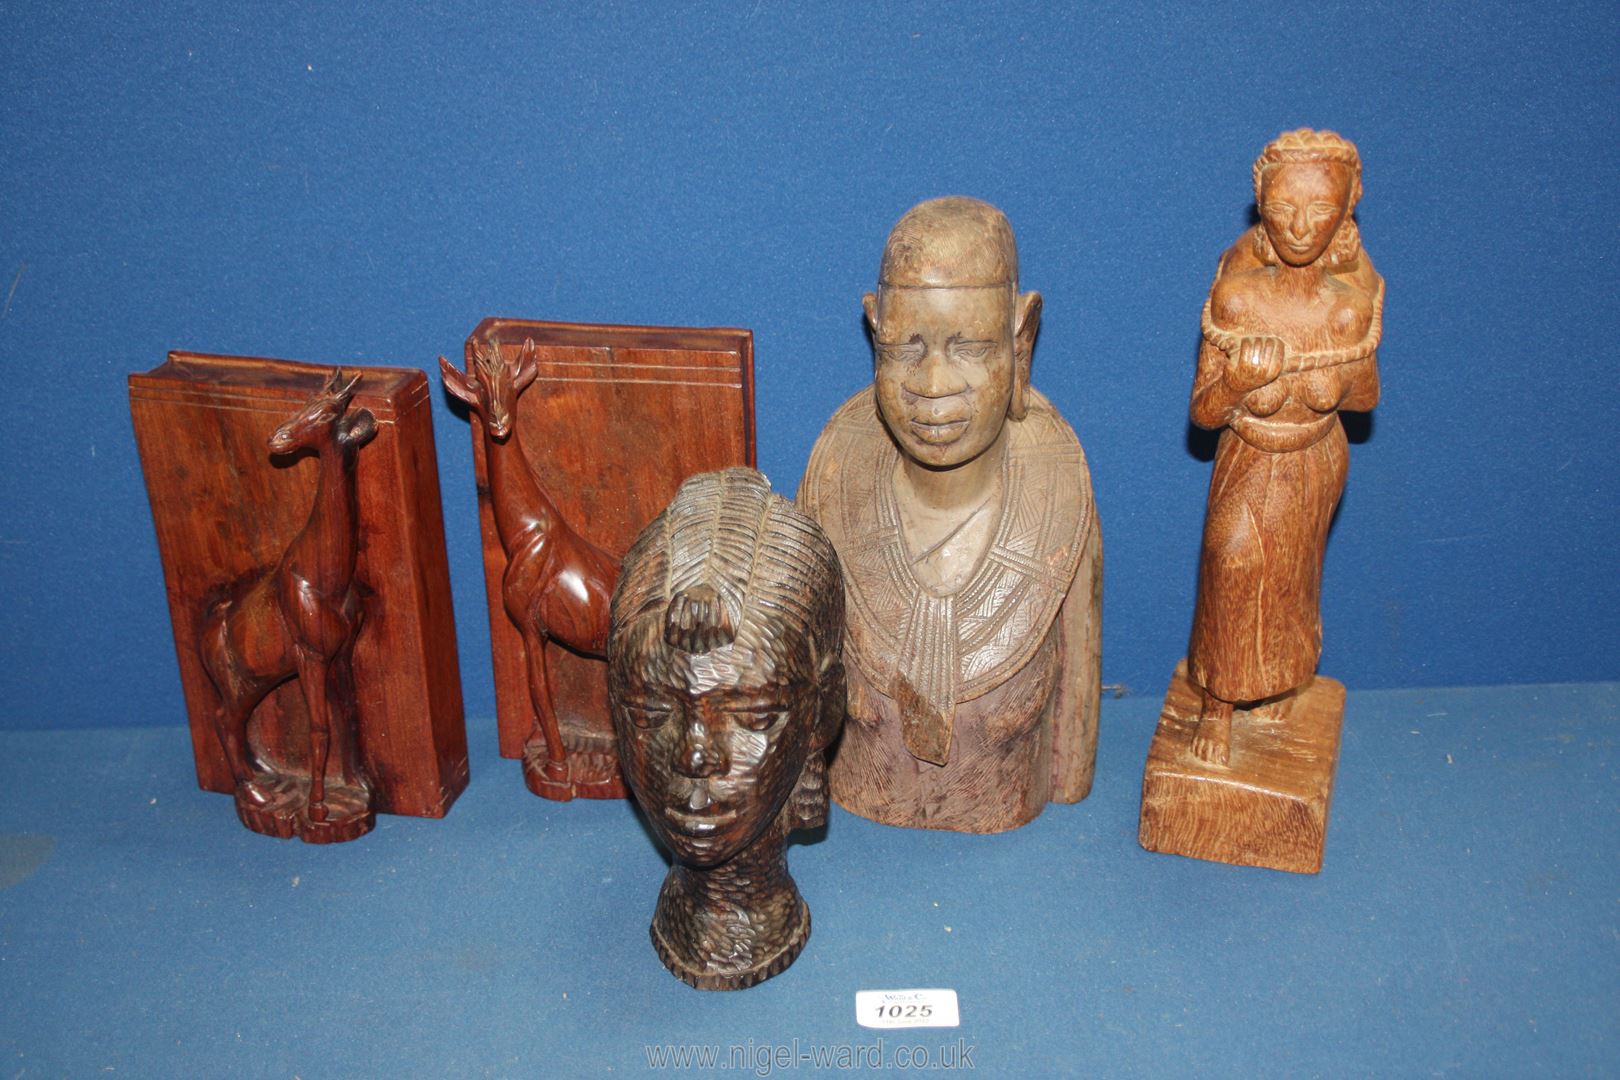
[908, 347, 965, 399]
[675, 721, 728, 779]
[1289, 210, 1312, 241]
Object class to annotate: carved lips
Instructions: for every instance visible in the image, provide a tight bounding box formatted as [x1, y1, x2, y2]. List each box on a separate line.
[901, 392, 975, 447]
[663, 784, 741, 836]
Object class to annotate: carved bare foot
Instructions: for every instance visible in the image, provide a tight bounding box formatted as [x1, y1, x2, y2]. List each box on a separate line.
[1189, 689, 1235, 766]
[1190, 712, 1231, 766]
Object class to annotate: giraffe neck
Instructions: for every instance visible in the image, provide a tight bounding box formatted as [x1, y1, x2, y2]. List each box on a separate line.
[282, 435, 360, 601]
[485, 421, 560, 552]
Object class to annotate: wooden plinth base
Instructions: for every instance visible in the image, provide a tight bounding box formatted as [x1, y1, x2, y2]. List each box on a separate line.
[520, 740, 626, 802]
[651, 900, 811, 991]
[234, 775, 376, 844]
[1139, 661, 1344, 874]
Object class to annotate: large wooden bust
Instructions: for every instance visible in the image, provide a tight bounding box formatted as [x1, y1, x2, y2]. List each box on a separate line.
[799, 196, 1102, 833]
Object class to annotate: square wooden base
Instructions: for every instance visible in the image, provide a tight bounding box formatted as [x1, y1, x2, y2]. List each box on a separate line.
[1139, 661, 1345, 874]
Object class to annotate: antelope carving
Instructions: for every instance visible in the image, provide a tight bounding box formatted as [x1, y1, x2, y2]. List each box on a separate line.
[198, 369, 378, 843]
[440, 338, 619, 800]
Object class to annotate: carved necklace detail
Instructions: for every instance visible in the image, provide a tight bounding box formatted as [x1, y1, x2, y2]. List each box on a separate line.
[803, 387, 1091, 765]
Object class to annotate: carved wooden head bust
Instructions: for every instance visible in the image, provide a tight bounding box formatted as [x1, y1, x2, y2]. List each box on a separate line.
[861, 195, 1043, 469]
[609, 467, 844, 988]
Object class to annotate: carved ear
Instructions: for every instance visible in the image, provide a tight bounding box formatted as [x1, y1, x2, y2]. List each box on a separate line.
[790, 660, 842, 831]
[862, 291, 879, 333]
[330, 368, 362, 407]
[1009, 290, 1041, 421]
[338, 408, 377, 450]
[439, 356, 480, 410]
[813, 657, 846, 753]
[513, 338, 539, 394]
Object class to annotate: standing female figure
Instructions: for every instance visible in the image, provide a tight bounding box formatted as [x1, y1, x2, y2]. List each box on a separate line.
[1186, 129, 1384, 765]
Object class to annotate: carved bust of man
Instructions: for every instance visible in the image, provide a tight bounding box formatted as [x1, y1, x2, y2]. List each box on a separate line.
[798, 196, 1102, 833]
[609, 467, 845, 989]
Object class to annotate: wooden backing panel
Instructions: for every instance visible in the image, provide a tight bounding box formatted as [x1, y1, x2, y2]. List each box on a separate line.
[463, 319, 755, 765]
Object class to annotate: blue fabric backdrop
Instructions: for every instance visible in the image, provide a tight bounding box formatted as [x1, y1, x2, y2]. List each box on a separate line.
[1, 0, 1615, 731]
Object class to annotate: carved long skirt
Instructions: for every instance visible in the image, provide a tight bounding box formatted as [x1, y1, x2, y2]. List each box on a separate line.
[1188, 420, 1348, 704]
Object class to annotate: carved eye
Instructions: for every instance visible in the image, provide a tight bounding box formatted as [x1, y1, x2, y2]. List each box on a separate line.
[951, 342, 994, 362]
[1308, 202, 1339, 219]
[732, 709, 788, 733]
[877, 340, 924, 366]
[622, 702, 674, 729]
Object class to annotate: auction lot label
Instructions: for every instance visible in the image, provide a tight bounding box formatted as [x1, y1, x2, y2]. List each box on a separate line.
[855, 989, 960, 1029]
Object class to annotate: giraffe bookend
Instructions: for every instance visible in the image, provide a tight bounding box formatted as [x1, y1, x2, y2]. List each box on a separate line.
[197, 369, 380, 843]
[440, 338, 622, 801]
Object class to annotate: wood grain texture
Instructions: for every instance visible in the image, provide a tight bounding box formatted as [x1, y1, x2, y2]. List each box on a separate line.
[457, 319, 755, 800]
[799, 197, 1101, 833]
[1139, 130, 1381, 872]
[441, 338, 621, 802]
[609, 468, 845, 990]
[1140, 661, 1343, 874]
[130, 354, 469, 835]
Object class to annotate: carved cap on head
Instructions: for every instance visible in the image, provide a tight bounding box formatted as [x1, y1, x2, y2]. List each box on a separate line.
[878, 196, 1018, 289]
[1253, 128, 1363, 208]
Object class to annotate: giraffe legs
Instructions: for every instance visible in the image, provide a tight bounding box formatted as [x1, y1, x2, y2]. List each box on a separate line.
[520, 625, 575, 801]
[293, 645, 375, 843]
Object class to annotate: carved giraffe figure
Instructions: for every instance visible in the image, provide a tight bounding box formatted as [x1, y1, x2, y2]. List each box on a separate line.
[440, 338, 620, 801]
[198, 369, 379, 843]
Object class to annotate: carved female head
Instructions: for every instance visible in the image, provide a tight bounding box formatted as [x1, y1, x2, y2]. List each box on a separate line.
[864, 197, 1042, 469]
[609, 468, 845, 869]
[1251, 129, 1363, 269]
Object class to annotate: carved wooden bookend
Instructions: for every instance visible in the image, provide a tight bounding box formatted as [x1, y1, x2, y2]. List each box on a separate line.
[444, 319, 756, 801]
[609, 468, 845, 990]
[131, 354, 469, 842]
[441, 338, 619, 801]
[201, 370, 377, 841]
[799, 196, 1102, 834]
[1139, 129, 1383, 874]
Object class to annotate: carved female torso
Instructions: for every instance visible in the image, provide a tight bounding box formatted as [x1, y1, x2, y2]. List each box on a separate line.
[1201, 253, 1378, 451]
